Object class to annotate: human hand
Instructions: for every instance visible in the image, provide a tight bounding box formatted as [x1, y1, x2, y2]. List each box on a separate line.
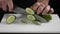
[0, 0, 13, 12]
[31, 2, 54, 15]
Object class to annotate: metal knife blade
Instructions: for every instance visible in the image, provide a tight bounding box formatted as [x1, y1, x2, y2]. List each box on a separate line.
[13, 6, 27, 15]
[13, 6, 48, 22]
[34, 15, 47, 23]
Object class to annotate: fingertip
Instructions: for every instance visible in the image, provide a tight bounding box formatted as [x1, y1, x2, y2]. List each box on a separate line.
[51, 8, 54, 13]
[50, 8, 54, 13]
[9, 6, 13, 12]
[9, 9, 13, 12]
[8, 0, 13, 12]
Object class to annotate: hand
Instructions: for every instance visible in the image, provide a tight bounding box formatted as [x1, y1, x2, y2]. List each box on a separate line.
[0, 0, 13, 12]
[31, 2, 54, 15]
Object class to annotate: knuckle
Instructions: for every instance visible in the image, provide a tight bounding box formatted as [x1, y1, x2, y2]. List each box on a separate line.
[46, 5, 50, 11]
[36, 2, 40, 6]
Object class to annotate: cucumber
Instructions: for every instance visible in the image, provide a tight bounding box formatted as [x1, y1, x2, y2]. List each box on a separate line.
[25, 8, 35, 15]
[27, 15, 36, 21]
[21, 18, 29, 23]
[6, 15, 16, 24]
[33, 21, 41, 25]
[34, 15, 48, 23]
[40, 14, 52, 21]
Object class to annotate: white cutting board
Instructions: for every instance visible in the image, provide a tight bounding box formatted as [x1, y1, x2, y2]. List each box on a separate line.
[0, 14, 60, 33]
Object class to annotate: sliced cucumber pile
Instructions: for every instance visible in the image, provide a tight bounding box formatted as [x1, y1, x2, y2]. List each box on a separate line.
[6, 15, 16, 24]
[27, 15, 36, 21]
[25, 8, 52, 25]
[6, 7, 52, 25]
[26, 8, 35, 15]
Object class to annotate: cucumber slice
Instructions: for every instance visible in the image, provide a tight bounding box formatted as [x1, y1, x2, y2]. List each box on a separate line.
[6, 15, 16, 24]
[27, 15, 36, 21]
[41, 14, 52, 21]
[21, 18, 29, 23]
[26, 8, 35, 15]
[33, 21, 41, 25]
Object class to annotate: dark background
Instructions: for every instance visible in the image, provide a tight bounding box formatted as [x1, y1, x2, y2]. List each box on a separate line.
[0, 0, 60, 22]
[49, 0, 60, 17]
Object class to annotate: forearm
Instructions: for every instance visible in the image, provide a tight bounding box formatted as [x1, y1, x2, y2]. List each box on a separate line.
[37, 0, 50, 5]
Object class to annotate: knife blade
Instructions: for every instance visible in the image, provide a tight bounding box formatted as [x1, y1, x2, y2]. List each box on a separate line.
[13, 6, 48, 23]
[34, 15, 47, 23]
[13, 6, 27, 15]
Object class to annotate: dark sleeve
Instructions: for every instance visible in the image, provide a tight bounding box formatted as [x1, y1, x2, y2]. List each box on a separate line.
[49, 0, 60, 17]
[0, 9, 4, 22]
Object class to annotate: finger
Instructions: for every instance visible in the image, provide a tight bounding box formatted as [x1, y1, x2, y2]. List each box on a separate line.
[37, 3, 45, 14]
[1, 2, 7, 11]
[7, 0, 13, 12]
[0, 4, 2, 8]
[42, 5, 50, 15]
[31, 2, 40, 11]
[49, 8, 54, 13]
[0, 1, 2, 8]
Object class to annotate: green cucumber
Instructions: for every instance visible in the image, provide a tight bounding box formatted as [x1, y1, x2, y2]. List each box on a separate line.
[6, 15, 16, 24]
[21, 18, 29, 23]
[40, 14, 52, 21]
[33, 21, 41, 25]
[25, 8, 35, 15]
[27, 15, 36, 21]
[34, 15, 48, 23]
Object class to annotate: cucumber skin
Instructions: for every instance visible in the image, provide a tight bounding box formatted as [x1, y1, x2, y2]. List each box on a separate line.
[34, 15, 48, 23]
[6, 15, 16, 24]
[40, 14, 52, 21]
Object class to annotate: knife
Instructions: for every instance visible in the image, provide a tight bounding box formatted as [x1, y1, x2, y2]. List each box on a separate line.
[13, 6, 27, 15]
[13, 6, 48, 23]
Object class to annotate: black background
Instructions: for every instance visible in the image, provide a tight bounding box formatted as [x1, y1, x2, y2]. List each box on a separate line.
[49, 0, 60, 17]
